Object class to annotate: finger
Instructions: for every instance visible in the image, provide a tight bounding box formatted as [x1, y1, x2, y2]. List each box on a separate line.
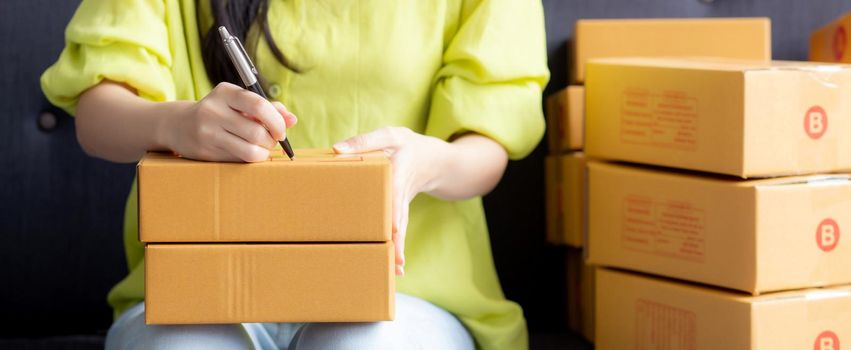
[394, 189, 408, 267]
[391, 197, 402, 265]
[220, 109, 278, 149]
[213, 127, 271, 163]
[225, 89, 287, 141]
[182, 145, 242, 163]
[206, 145, 244, 162]
[271, 101, 298, 128]
[333, 127, 405, 154]
[396, 197, 409, 272]
[390, 157, 409, 275]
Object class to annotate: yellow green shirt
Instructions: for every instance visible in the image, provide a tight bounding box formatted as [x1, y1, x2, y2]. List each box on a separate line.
[41, 1, 548, 348]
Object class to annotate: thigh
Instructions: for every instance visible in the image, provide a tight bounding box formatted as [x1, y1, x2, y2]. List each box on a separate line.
[290, 293, 474, 350]
[105, 303, 274, 350]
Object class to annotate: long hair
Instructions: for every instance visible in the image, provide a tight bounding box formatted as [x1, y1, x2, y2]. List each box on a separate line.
[199, 0, 300, 86]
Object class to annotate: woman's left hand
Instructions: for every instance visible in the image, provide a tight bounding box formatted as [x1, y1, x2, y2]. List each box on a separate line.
[333, 127, 451, 276]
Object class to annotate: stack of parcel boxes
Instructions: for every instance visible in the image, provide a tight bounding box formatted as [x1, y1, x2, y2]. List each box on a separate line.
[137, 149, 395, 325]
[545, 17, 773, 343]
[584, 20, 851, 350]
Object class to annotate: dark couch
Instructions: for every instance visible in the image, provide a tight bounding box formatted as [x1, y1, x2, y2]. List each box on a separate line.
[2, 0, 849, 348]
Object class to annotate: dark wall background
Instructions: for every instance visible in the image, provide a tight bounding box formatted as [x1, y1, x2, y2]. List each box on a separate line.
[2, 0, 851, 341]
[0, 0, 134, 337]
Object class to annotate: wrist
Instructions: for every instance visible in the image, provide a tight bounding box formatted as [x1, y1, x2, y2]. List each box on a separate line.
[151, 100, 193, 153]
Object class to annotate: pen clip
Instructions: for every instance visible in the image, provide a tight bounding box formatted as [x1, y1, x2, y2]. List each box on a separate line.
[233, 36, 259, 76]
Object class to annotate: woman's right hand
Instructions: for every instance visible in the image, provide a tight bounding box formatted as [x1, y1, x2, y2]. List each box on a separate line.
[163, 82, 297, 162]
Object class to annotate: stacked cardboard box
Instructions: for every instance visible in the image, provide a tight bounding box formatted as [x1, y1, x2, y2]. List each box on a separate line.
[811, 12, 851, 63]
[570, 18, 771, 84]
[597, 269, 851, 349]
[585, 57, 851, 348]
[139, 149, 395, 324]
[544, 18, 772, 343]
[565, 248, 595, 342]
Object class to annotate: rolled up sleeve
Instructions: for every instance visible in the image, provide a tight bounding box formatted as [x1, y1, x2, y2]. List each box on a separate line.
[425, 0, 549, 160]
[40, 0, 175, 115]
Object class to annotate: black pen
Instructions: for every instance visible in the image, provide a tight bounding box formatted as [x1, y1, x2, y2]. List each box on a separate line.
[219, 26, 295, 160]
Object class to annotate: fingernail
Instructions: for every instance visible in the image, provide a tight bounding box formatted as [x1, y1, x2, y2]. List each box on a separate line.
[397, 265, 405, 276]
[333, 142, 351, 153]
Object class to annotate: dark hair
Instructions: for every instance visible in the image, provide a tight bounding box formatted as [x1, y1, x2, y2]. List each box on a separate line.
[199, 0, 300, 86]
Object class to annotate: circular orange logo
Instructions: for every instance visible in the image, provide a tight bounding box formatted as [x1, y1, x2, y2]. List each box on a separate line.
[816, 218, 840, 252]
[814, 330, 840, 350]
[804, 106, 828, 140]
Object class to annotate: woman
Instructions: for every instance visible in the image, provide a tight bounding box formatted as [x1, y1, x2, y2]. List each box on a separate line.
[41, 0, 548, 348]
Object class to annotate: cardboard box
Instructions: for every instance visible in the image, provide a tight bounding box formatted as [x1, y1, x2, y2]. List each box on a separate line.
[566, 248, 595, 343]
[811, 13, 851, 63]
[138, 149, 391, 242]
[545, 153, 587, 247]
[596, 268, 851, 350]
[546, 86, 585, 152]
[572, 18, 771, 83]
[587, 161, 851, 294]
[145, 242, 395, 324]
[585, 58, 851, 178]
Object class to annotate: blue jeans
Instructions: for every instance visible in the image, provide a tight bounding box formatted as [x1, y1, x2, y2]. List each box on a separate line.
[105, 293, 475, 349]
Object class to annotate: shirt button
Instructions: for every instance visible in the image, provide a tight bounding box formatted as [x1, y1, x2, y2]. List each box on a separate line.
[268, 83, 282, 99]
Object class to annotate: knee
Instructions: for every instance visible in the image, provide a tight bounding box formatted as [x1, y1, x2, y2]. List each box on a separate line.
[107, 313, 249, 350]
[290, 322, 404, 350]
[290, 294, 474, 350]
[133, 324, 249, 350]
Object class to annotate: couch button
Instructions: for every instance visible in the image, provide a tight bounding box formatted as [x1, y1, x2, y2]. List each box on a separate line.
[268, 83, 282, 99]
[38, 111, 58, 132]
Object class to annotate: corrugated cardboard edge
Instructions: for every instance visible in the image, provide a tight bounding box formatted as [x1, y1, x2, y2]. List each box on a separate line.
[136, 156, 145, 243]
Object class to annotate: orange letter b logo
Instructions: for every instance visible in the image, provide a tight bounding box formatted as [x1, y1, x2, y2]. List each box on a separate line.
[805, 106, 828, 140]
[816, 219, 840, 252]
[815, 331, 839, 350]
